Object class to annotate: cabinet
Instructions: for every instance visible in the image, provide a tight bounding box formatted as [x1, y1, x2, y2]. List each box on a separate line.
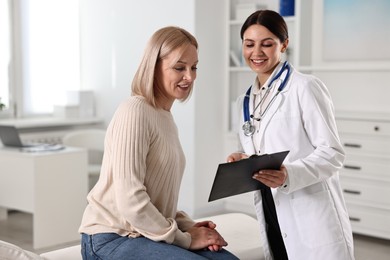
[0, 116, 104, 144]
[337, 112, 390, 239]
[0, 147, 88, 249]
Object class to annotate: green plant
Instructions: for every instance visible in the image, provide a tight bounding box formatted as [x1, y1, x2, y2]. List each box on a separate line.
[0, 97, 5, 111]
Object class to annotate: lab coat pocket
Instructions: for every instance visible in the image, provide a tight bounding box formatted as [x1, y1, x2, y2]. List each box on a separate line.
[290, 190, 344, 248]
[268, 110, 302, 132]
[270, 109, 300, 121]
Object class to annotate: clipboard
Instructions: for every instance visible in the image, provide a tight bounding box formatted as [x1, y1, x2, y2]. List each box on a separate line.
[208, 151, 289, 202]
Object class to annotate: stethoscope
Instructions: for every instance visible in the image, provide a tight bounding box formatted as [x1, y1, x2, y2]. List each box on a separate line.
[242, 61, 291, 137]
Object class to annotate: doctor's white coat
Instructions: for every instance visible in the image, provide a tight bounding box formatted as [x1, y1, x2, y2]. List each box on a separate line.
[237, 65, 355, 260]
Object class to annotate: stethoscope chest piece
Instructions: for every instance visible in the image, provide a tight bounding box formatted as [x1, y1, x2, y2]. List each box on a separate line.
[241, 61, 291, 138]
[242, 121, 255, 136]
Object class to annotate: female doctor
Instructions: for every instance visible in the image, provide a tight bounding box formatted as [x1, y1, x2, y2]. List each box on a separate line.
[227, 10, 355, 260]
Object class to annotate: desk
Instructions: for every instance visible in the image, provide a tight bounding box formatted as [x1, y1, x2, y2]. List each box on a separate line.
[0, 147, 88, 249]
[0, 116, 104, 145]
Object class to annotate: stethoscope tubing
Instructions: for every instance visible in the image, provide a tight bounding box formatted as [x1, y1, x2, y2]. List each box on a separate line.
[242, 61, 291, 136]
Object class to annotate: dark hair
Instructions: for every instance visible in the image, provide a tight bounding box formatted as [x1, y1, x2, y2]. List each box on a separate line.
[240, 10, 288, 42]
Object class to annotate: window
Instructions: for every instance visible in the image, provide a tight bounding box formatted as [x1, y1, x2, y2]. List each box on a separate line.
[1, 0, 80, 117]
[323, 0, 390, 61]
[0, 0, 11, 114]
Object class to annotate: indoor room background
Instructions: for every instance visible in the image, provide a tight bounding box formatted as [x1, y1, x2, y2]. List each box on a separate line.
[1, 0, 389, 257]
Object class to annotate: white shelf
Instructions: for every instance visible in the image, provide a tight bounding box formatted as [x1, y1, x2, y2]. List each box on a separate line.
[283, 16, 296, 23]
[336, 111, 390, 122]
[299, 65, 390, 72]
[0, 117, 103, 129]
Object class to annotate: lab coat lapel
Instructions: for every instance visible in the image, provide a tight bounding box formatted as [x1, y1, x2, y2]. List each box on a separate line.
[258, 71, 293, 138]
[242, 135, 256, 155]
[258, 94, 283, 136]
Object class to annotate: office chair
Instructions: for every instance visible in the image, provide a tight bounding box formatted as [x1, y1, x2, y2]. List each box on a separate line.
[62, 129, 106, 190]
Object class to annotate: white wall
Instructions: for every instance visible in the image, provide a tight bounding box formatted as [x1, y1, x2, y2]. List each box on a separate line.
[79, 0, 195, 122]
[191, 0, 227, 217]
[79, 0, 227, 218]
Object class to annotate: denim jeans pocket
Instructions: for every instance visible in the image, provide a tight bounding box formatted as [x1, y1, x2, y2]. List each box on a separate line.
[91, 233, 126, 257]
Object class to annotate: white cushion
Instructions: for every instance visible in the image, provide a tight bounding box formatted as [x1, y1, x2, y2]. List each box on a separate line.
[40, 245, 81, 260]
[0, 240, 42, 260]
[39, 213, 264, 260]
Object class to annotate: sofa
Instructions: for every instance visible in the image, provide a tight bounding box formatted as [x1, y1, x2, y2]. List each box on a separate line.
[0, 213, 265, 260]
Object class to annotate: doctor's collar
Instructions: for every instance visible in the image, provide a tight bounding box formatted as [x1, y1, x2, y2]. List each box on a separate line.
[253, 61, 285, 94]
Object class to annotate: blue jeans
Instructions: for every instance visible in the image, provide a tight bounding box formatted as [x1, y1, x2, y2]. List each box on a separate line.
[81, 233, 239, 260]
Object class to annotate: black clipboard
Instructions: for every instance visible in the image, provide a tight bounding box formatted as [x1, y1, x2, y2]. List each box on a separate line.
[208, 151, 289, 202]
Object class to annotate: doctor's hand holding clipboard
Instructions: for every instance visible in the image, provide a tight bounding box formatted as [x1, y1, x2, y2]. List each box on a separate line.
[209, 151, 289, 202]
[227, 153, 288, 189]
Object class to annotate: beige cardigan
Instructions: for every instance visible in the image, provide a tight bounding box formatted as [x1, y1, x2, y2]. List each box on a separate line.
[79, 96, 194, 249]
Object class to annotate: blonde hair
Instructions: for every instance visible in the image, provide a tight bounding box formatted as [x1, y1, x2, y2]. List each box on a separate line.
[131, 26, 198, 107]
